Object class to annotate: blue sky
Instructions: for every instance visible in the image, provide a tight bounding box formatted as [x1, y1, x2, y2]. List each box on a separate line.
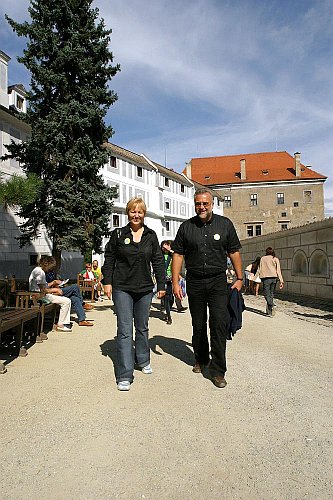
[1, 0, 332, 215]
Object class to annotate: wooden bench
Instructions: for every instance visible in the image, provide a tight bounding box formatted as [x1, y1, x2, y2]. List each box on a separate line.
[77, 274, 95, 302]
[14, 291, 59, 341]
[0, 307, 40, 373]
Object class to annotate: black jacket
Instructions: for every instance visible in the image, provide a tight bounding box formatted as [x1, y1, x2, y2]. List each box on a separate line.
[102, 224, 165, 294]
[227, 287, 245, 339]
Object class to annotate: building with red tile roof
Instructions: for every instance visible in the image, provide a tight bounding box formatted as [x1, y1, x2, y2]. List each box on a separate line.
[184, 151, 327, 239]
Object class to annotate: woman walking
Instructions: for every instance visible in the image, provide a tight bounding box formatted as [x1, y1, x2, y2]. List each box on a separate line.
[102, 198, 166, 391]
[259, 247, 284, 317]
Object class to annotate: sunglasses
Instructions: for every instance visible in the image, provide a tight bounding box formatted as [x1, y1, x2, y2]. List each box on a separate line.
[195, 202, 210, 207]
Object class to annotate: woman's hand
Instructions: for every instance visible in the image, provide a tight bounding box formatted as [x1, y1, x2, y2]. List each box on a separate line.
[156, 290, 166, 299]
[279, 282, 284, 289]
[104, 284, 112, 299]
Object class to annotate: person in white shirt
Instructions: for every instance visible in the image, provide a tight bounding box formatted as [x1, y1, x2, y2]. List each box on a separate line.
[29, 256, 72, 332]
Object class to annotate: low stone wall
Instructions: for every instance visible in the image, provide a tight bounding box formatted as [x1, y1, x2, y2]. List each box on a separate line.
[240, 218, 333, 301]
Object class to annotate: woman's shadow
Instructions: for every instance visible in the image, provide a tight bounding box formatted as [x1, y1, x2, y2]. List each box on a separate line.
[99, 335, 194, 374]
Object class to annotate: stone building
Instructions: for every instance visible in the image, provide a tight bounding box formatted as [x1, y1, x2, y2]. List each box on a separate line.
[185, 151, 327, 240]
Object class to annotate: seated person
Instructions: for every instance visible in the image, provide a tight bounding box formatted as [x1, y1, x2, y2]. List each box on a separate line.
[80, 263, 100, 301]
[45, 259, 94, 327]
[29, 256, 72, 332]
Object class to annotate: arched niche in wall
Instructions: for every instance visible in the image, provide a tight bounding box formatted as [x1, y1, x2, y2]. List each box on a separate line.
[292, 250, 308, 276]
[309, 249, 329, 277]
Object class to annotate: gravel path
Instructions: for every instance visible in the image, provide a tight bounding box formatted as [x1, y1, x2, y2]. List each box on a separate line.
[1, 295, 332, 499]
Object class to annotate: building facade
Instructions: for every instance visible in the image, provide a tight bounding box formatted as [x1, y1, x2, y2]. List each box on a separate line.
[186, 152, 327, 240]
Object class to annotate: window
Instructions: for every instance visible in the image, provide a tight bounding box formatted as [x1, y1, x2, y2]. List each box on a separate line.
[303, 190, 312, 203]
[250, 194, 258, 206]
[137, 166, 143, 177]
[165, 221, 170, 232]
[164, 177, 169, 187]
[255, 225, 262, 236]
[16, 95, 24, 110]
[180, 184, 185, 193]
[165, 201, 170, 210]
[247, 225, 253, 237]
[277, 193, 285, 205]
[293, 201, 299, 207]
[281, 223, 288, 230]
[112, 214, 120, 227]
[281, 212, 287, 217]
[224, 195, 231, 207]
[110, 156, 117, 168]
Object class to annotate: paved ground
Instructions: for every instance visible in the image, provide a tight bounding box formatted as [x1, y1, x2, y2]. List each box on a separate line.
[1, 293, 332, 500]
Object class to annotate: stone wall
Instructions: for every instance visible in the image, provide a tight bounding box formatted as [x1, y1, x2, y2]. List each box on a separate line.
[240, 218, 333, 301]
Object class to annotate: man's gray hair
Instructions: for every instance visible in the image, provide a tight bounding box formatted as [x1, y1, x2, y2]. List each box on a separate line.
[194, 188, 213, 200]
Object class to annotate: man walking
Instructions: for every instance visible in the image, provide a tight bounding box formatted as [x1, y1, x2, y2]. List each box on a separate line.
[172, 188, 243, 388]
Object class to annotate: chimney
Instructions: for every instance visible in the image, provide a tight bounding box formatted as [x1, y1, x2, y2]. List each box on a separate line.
[294, 152, 301, 177]
[185, 161, 192, 179]
[240, 158, 246, 180]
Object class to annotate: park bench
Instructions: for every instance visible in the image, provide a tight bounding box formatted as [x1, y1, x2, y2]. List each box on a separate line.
[0, 307, 40, 373]
[77, 274, 95, 302]
[14, 291, 59, 342]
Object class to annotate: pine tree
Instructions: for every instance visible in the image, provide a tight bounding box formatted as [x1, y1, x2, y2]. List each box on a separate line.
[5, 0, 120, 267]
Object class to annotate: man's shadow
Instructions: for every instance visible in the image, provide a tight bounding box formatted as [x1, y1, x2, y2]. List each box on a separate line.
[149, 335, 194, 366]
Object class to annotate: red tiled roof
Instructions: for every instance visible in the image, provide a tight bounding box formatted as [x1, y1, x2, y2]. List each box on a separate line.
[187, 151, 327, 185]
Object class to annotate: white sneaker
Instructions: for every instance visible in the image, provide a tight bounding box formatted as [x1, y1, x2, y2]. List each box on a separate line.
[56, 325, 72, 332]
[117, 381, 131, 391]
[142, 364, 153, 375]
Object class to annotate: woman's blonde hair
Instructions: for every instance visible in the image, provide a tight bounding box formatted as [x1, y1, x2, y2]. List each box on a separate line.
[126, 197, 147, 216]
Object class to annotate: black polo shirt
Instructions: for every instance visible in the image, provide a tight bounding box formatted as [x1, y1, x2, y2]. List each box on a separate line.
[171, 213, 241, 278]
[102, 224, 165, 293]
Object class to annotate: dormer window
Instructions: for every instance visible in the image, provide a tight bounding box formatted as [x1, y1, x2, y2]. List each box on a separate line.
[16, 95, 24, 110]
[262, 169, 269, 175]
[204, 175, 210, 180]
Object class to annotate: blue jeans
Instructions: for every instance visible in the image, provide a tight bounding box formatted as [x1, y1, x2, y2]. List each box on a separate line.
[61, 284, 86, 322]
[112, 289, 153, 382]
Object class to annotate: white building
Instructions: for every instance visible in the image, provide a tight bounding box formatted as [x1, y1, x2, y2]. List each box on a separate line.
[0, 50, 223, 278]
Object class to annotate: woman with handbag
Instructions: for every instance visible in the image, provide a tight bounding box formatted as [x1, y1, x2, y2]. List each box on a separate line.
[102, 198, 166, 391]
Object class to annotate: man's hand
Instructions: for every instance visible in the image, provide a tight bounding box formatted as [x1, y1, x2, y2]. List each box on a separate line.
[104, 284, 112, 299]
[231, 279, 243, 292]
[279, 282, 284, 289]
[156, 290, 166, 299]
[173, 283, 183, 301]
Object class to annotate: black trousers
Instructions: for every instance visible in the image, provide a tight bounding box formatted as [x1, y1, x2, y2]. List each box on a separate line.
[187, 274, 229, 377]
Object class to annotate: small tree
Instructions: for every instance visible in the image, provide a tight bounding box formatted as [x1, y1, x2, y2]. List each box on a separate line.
[5, 0, 120, 269]
[0, 173, 42, 210]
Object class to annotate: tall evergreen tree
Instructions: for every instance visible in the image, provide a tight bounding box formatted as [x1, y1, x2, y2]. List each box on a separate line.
[5, 0, 120, 267]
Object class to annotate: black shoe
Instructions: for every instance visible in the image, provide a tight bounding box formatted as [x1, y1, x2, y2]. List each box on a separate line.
[166, 318, 172, 325]
[177, 307, 188, 313]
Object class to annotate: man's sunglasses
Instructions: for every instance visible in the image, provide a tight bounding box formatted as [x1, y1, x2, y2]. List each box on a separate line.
[195, 201, 210, 207]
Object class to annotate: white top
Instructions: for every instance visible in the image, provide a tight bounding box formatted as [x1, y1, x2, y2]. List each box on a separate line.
[29, 266, 47, 292]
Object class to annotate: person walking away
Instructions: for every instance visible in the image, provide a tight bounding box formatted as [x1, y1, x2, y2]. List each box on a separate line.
[102, 198, 166, 392]
[172, 188, 243, 389]
[29, 256, 72, 332]
[259, 247, 284, 317]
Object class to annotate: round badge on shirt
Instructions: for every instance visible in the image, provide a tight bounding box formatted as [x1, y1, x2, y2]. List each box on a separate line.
[214, 234, 221, 240]
[124, 238, 131, 245]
